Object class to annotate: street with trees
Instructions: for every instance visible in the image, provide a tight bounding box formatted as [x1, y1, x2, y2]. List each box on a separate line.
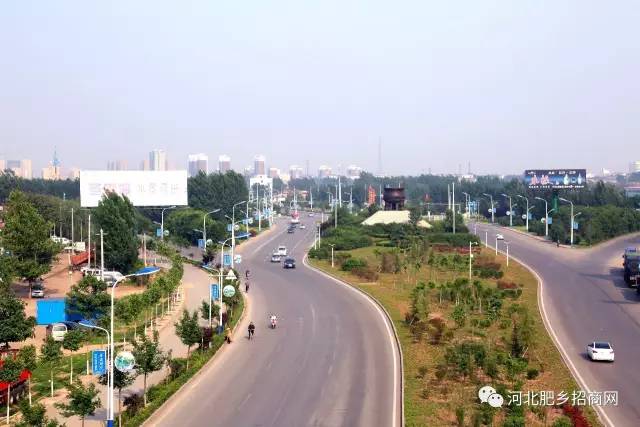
[54, 380, 101, 427]
[175, 310, 203, 368]
[40, 336, 62, 397]
[132, 332, 165, 406]
[16, 400, 62, 427]
[99, 365, 137, 426]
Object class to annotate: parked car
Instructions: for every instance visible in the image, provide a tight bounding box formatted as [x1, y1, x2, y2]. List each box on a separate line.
[271, 253, 282, 263]
[283, 258, 296, 269]
[587, 341, 615, 362]
[46, 322, 79, 342]
[30, 284, 45, 298]
[496, 234, 505, 240]
[277, 246, 288, 256]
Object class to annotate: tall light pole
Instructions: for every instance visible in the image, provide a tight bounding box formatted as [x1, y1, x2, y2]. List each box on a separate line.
[451, 182, 456, 234]
[469, 241, 478, 281]
[535, 197, 554, 238]
[558, 197, 576, 246]
[504, 241, 510, 267]
[160, 206, 177, 241]
[462, 192, 470, 216]
[516, 195, 532, 232]
[501, 193, 514, 227]
[107, 267, 160, 427]
[218, 237, 233, 331]
[330, 244, 335, 268]
[483, 193, 495, 223]
[231, 201, 247, 269]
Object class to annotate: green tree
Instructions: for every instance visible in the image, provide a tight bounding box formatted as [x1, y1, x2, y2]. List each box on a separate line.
[1, 191, 59, 282]
[65, 276, 110, 321]
[62, 329, 84, 383]
[0, 356, 24, 424]
[175, 310, 202, 368]
[93, 192, 138, 273]
[17, 345, 37, 405]
[0, 285, 36, 347]
[40, 336, 63, 397]
[99, 366, 136, 427]
[16, 400, 63, 427]
[200, 300, 220, 323]
[54, 381, 101, 427]
[132, 332, 165, 405]
[0, 256, 16, 288]
[451, 305, 467, 328]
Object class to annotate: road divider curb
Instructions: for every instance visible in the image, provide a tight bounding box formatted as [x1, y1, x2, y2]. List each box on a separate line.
[303, 253, 405, 427]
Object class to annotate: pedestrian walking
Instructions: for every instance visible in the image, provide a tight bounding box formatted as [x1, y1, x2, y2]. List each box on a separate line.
[225, 327, 232, 344]
[245, 280, 250, 292]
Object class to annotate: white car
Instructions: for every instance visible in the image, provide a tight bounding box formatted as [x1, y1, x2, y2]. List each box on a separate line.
[496, 234, 505, 240]
[276, 246, 287, 256]
[271, 253, 282, 263]
[587, 341, 615, 362]
[300, 224, 306, 229]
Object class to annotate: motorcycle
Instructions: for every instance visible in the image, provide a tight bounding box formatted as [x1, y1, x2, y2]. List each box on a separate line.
[270, 317, 277, 329]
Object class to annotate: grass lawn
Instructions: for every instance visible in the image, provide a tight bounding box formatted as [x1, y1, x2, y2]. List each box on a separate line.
[310, 245, 601, 427]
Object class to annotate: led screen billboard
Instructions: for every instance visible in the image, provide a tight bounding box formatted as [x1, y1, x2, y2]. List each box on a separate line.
[80, 170, 188, 207]
[524, 169, 587, 190]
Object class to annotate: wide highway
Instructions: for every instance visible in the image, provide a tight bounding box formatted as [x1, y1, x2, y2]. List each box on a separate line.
[471, 221, 640, 427]
[146, 215, 402, 427]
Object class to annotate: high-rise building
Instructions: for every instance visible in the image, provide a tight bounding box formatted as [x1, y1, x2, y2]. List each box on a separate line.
[243, 165, 253, 177]
[367, 185, 377, 206]
[7, 160, 22, 177]
[289, 165, 304, 180]
[20, 159, 32, 179]
[254, 155, 266, 176]
[0, 159, 5, 172]
[5, 159, 33, 179]
[188, 153, 208, 177]
[140, 159, 150, 171]
[108, 160, 128, 171]
[218, 155, 231, 173]
[68, 167, 81, 180]
[268, 167, 280, 179]
[149, 149, 167, 171]
[629, 161, 640, 174]
[318, 165, 332, 178]
[346, 165, 363, 179]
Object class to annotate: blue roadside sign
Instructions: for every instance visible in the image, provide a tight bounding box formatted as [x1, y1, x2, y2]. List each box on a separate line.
[573, 221, 579, 230]
[198, 239, 205, 249]
[223, 254, 231, 266]
[92, 350, 107, 376]
[227, 224, 233, 232]
[156, 228, 162, 237]
[211, 284, 220, 300]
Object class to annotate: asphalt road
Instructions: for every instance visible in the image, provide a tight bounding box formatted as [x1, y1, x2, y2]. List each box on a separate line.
[471, 221, 640, 427]
[147, 216, 402, 427]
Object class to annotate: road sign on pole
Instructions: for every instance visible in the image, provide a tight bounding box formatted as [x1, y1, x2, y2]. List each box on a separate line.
[211, 284, 220, 300]
[225, 270, 237, 281]
[92, 350, 107, 375]
[223, 254, 231, 266]
[223, 285, 236, 298]
[234, 254, 242, 264]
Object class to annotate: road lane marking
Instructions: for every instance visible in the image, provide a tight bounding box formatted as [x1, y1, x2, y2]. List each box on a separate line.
[303, 255, 402, 427]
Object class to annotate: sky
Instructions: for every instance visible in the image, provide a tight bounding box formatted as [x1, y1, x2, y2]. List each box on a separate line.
[1, 1, 639, 176]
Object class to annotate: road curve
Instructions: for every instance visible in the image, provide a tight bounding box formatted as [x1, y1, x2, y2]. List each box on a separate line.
[471, 221, 640, 427]
[146, 216, 402, 427]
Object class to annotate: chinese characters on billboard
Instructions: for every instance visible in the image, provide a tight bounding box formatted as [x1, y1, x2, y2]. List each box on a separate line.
[524, 169, 587, 190]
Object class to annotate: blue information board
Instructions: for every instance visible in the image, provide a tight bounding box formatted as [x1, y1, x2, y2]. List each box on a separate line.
[198, 239, 205, 249]
[92, 350, 107, 376]
[223, 254, 231, 266]
[211, 284, 220, 300]
[156, 228, 162, 237]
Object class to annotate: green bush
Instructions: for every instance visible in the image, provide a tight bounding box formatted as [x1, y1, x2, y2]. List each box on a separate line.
[526, 368, 539, 379]
[341, 257, 367, 271]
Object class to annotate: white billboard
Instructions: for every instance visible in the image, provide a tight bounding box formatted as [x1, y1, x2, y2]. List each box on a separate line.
[80, 170, 188, 207]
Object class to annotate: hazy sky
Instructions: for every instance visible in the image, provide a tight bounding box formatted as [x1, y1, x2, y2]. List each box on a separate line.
[1, 1, 639, 176]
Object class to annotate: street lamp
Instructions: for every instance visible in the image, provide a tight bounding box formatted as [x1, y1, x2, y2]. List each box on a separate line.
[504, 241, 510, 267]
[558, 198, 577, 246]
[218, 237, 233, 331]
[482, 193, 495, 223]
[160, 206, 177, 241]
[516, 195, 533, 232]
[468, 241, 478, 281]
[329, 244, 335, 268]
[534, 197, 555, 238]
[501, 193, 515, 227]
[462, 192, 470, 216]
[231, 201, 247, 269]
[107, 266, 160, 427]
[202, 209, 222, 252]
[77, 321, 111, 420]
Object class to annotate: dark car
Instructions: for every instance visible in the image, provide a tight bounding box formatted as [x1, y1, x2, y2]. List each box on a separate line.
[283, 258, 296, 269]
[287, 227, 295, 234]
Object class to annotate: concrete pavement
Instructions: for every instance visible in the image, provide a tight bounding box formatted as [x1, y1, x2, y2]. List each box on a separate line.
[472, 221, 640, 427]
[146, 216, 402, 427]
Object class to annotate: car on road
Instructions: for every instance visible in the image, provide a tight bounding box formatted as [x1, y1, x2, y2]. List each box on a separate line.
[496, 234, 505, 240]
[587, 341, 615, 362]
[308, 213, 314, 217]
[46, 321, 80, 342]
[283, 258, 296, 269]
[300, 224, 306, 229]
[30, 283, 45, 298]
[287, 227, 295, 234]
[271, 253, 282, 263]
[276, 246, 287, 256]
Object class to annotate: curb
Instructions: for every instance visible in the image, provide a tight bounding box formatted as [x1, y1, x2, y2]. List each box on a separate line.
[303, 254, 405, 427]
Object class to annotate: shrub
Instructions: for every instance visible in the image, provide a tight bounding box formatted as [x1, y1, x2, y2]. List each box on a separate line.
[526, 368, 539, 379]
[123, 393, 145, 416]
[497, 281, 518, 290]
[551, 416, 573, 427]
[334, 252, 352, 266]
[352, 266, 379, 281]
[434, 363, 447, 381]
[380, 251, 400, 273]
[416, 366, 428, 379]
[455, 407, 465, 427]
[562, 404, 590, 427]
[341, 257, 367, 271]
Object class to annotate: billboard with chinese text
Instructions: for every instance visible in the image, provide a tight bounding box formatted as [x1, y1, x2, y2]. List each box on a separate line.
[80, 170, 188, 207]
[524, 169, 587, 190]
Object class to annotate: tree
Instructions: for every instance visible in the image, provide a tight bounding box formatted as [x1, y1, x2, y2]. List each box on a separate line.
[175, 310, 202, 368]
[40, 336, 62, 397]
[62, 329, 84, 383]
[17, 345, 37, 405]
[200, 300, 220, 323]
[93, 192, 138, 273]
[1, 191, 59, 282]
[16, 400, 62, 427]
[54, 380, 100, 427]
[65, 276, 110, 321]
[0, 356, 24, 424]
[0, 285, 36, 347]
[99, 365, 136, 427]
[132, 332, 165, 405]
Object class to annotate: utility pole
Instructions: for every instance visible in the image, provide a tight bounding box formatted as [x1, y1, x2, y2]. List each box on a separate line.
[100, 229, 104, 282]
[87, 214, 91, 269]
[71, 208, 74, 246]
[501, 194, 514, 227]
[452, 182, 456, 234]
[483, 193, 494, 223]
[535, 197, 554, 238]
[516, 195, 531, 232]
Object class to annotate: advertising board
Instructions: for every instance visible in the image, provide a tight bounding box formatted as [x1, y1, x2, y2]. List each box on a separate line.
[80, 170, 188, 207]
[524, 169, 587, 190]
